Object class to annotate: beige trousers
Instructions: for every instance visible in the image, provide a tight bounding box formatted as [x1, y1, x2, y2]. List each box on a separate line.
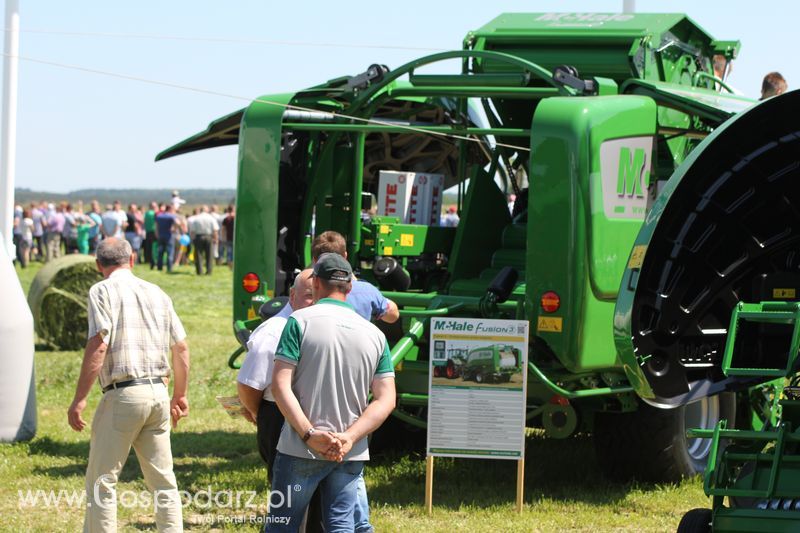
[84, 382, 182, 532]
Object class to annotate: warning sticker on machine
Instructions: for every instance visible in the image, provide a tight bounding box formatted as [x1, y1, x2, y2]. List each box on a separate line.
[536, 316, 563, 332]
[773, 288, 797, 299]
[628, 245, 647, 269]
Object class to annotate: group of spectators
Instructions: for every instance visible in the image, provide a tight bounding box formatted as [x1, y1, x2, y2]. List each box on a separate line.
[12, 191, 236, 276]
[71, 230, 398, 531]
[11, 199, 111, 266]
[152, 201, 235, 276]
[237, 230, 400, 531]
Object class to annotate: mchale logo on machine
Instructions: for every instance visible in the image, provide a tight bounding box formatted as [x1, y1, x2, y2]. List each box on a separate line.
[598, 136, 653, 220]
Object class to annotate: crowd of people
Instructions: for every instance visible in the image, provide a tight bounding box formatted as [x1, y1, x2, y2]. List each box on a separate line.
[11, 191, 236, 276]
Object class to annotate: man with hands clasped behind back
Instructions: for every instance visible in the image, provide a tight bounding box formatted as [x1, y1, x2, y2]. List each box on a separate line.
[266, 253, 396, 532]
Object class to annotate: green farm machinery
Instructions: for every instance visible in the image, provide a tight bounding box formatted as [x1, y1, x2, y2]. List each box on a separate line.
[677, 302, 800, 531]
[157, 11, 800, 515]
[442, 344, 521, 384]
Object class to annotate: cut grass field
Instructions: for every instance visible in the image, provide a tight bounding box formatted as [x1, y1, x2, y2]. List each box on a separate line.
[3, 261, 709, 531]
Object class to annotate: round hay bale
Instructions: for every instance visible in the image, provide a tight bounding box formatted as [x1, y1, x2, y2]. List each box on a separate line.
[27, 255, 103, 350]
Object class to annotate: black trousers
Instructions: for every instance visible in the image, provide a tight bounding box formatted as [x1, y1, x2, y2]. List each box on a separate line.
[256, 399, 284, 484]
[193, 234, 213, 275]
[143, 230, 156, 266]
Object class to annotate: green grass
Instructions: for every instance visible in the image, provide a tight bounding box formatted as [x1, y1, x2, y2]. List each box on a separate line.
[2, 261, 710, 531]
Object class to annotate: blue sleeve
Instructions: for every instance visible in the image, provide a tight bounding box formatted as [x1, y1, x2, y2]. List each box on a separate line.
[368, 284, 388, 319]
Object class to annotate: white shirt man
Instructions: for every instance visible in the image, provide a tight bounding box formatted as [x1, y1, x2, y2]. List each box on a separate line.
[236, 269, 313, 482]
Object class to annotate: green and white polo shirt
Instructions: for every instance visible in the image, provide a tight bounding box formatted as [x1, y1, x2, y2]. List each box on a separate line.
[275, 298, 394, 461]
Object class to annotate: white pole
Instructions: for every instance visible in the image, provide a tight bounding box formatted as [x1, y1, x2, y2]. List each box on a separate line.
[1, 0, 20, 260]
[623, 0, 636, 13]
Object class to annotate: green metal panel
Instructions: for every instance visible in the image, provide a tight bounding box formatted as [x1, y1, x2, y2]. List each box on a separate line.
[361, 218, 455, 257]
[447, 166, 511, 285]
[526, 95, 656, 373]
[231, 93, 294, 322]
[722, 302, 800, 378]
[713, 508, 800, 533]
[473, 12, 691, 37]
[155, 108, 244, 161]
[469, 12, 717, 83]
[621, 79, 754, 122]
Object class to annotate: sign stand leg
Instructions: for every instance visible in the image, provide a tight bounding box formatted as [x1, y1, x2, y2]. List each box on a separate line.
[515, 458, 525, 513]
[425, 455, 434, 515]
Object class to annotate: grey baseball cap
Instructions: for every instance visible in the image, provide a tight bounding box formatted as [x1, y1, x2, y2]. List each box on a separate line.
[312, 252, 353, 282]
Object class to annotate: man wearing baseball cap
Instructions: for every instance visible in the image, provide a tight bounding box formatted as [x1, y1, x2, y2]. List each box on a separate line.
[267, 253, 396, 532]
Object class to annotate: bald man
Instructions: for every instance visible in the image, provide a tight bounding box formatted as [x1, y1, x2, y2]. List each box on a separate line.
[237, 269, 314, 482]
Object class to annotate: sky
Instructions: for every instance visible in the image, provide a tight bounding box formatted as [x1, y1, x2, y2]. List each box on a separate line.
[4, 0, 797, 193]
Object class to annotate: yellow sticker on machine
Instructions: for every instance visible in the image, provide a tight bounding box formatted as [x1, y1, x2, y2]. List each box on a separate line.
[537, 316, 563, 333]
[400, 233, 414, 247]
[384, 246, 393, 255]
[380, 225, 390, 234]
[628, 245, 647, 269]
[773, 288, 797, 299]
[247, 307, 257, 320]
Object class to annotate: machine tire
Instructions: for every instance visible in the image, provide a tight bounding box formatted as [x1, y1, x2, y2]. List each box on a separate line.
[445, 361, 458, 379]
[676, 508, 712, 533]
[593, 393, 736, 483]
[475, 371, 484, 383]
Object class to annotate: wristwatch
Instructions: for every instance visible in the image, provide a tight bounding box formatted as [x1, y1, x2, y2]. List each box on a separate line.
[302, 427, 316, 442]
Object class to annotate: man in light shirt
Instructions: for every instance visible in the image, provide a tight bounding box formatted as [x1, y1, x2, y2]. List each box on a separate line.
[101, 202, 126, 240]
[188, 205, 219, 276]
[68, 238, 190, 532]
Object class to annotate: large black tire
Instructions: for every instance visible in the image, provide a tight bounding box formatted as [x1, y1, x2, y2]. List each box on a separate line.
[593, 393, 736, 483]
[676, 508, 712, 533]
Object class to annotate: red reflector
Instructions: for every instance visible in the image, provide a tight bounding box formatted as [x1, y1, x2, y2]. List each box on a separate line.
[540, 291, 560, 313]
[242, 272, 260, 293]
[549, 394, 570, 406]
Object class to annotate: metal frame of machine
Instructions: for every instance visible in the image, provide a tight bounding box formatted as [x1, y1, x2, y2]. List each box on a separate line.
[156, 13, 800, 488]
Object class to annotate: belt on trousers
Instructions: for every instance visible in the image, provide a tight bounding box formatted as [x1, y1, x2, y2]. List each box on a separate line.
[102, 377, 164, 393]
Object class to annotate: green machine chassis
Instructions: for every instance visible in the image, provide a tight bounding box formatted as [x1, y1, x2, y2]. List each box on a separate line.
[157, 13, 797, 486]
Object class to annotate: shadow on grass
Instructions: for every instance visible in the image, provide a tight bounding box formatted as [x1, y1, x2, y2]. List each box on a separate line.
[367, 433, 658, 510]
[30, 431, 266, 486]
[165, 270, 193, 276]
[27, 429, 656, 512]
[29, 436, 90, 458]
